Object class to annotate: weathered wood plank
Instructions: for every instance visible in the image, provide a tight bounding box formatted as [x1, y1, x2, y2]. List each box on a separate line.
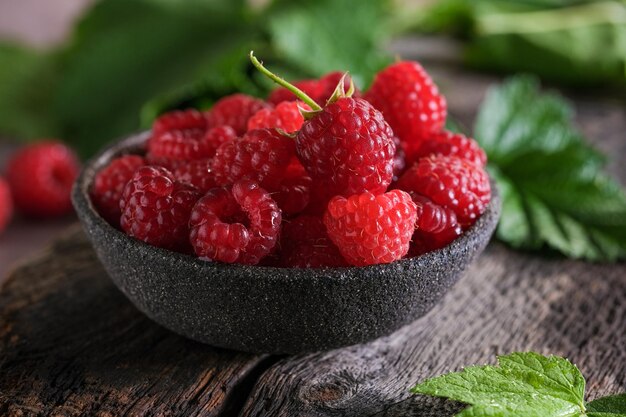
[0, 227, 273, 417]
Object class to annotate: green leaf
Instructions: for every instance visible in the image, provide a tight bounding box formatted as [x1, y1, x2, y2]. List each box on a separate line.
[587, 393, 626, 417]
[267, 0, 392, 87]
[411, 352, 588, 417]
[475, 76, 626, 261]
[53, 0, 258, 157]
[0, 44, 61, 140]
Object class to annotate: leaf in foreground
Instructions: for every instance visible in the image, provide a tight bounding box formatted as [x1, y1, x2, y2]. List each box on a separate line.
[411, 352, 626, 417]
[474, 75, 626, 261]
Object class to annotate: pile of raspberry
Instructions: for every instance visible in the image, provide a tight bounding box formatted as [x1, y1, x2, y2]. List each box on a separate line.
[91, 57, 491, 267]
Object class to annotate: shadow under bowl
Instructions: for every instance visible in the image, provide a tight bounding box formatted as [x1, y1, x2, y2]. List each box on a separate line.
[72, 131, 501, 354]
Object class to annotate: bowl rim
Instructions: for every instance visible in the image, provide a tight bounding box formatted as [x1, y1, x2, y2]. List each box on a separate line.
[72, 130, 501, 275]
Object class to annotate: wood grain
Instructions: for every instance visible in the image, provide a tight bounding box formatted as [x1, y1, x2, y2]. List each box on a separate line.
[0, 227, 274, 417]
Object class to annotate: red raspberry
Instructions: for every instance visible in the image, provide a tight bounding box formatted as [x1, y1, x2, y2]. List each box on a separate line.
[365, 61, 447, 153]
[324, 190, 417, 266]
[206, 94, 271, 135]
[91, 155, 145, 227]
[212, 128, 296, 191]
[272, 159, 312, 217]
[173, 159, 217, 193]
[189, 180, 281, 264]
[395, 155, 491, 227]
[144, 155, 183, 172]
[120, 166, 201, 253]
[151, 108, 208, 138]
[408, 130, 487, 167]
[247, 101, 309, 133]
[0, 177, 13, 233]
[279, 215, 346, 268]
[392, 136, 407, 180]
[268, 79, 323, 106]
[6, 141, 80, 218]
[316, 71, 361, 105]
[408, 194, 462, 256]
[149, 111, 236, 161]
[297, 97, 395, 199]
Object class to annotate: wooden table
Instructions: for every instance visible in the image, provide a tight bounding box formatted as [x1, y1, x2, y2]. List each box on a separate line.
[1, 40, 625, 416]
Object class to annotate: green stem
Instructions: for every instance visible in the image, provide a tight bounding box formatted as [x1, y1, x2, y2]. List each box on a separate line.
[249, 51, 322, 112]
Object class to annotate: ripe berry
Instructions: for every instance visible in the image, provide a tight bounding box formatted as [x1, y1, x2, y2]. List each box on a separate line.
[268, 79, 323, 106]
[408, 194, 462, 256]
[149, 109, 236, 161]
[173, 159, 217, 193]
[409, 130, 486, 167]
[395, 155, 490, 227]
[189, 180, 281, 264]
[272, 159, 312, 217]
[211, 128, 296, 191]
[6, 141, 80, 218]
[279, 215, 346, 268]
[0, 177, 13, 233]
[206, 94, 270, 135]
[365, 61, 447, 153]
[324, 190, 417, 266]
[247, 101, 309, 133]
[297, 97, 395, 198]
[91, 155, 145, 227]
[120, 166, 201, 253]
[392, 136, 407, 180]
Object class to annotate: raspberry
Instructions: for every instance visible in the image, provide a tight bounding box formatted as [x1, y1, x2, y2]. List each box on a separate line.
[0, 177, 13, 233]
[149, 109, 236, 161]
[272, 159, 312, 217]
[392, 136, 407, 180]
[408, 130, 487, 167]
[279, 215, 346, 268]
[365, 61, 447, 153]
[268, 79, 323, 106]
[247, 101, 309, 133]
[395, 155, 491, 227]
[408, 194, 462, 256]
[316, 71, 361, 105]
[173, 159, 218, 193]
[297, 97, 395, 199]
[189, 180, 281, 264]
[323, 190, 417, 266]
[91, 155, 145, 226]
[6, 141, 80, 218]
[211, 128, 296, 191]
[144, 155, 183, 172]
[120, 166, 201, 253]
[206, 94, 270, 135]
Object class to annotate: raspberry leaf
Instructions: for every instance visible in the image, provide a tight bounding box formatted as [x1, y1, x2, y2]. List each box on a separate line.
[475, 76, 626, 261]
[411, 352, 626, 417]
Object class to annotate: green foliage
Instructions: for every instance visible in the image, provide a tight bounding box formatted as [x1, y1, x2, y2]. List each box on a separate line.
[412, 352, 626, 417]
[475, 76, 626, 261]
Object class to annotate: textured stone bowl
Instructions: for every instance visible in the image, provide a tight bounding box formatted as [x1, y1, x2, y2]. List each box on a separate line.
[72, 131, 501, 354]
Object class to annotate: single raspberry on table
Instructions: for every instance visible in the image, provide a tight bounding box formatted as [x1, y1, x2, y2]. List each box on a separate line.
[408, 130, 487, 167]
[279, 215, 346, 268]
[272, 159, 312, 217]
[0, 177, 13, 233]
[365, 61, 447, 155]
[189, 180, 281, 264]
[120, 166, 201, 253]
[6, 141, 80, 218]
[211, 128, 296, 191]
[172, 159, 218, 193]
[395, 155, 491, 227]
[323, 190, 418, 266]
[149, 108, 236, 161]
[91, 155, 145, 226]
[206, 94, 271, 135]
[408, 193, 462, 256]
[247, 101, 309, 133]
[268, 79, 323, 106]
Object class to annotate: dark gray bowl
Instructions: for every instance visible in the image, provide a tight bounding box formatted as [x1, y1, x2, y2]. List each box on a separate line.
[72, 131, 500, 354]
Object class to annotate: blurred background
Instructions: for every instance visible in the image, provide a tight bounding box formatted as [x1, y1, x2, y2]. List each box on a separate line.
[0, 0, 624, 277]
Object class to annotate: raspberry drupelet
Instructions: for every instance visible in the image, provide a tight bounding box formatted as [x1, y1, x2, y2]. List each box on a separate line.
[408, 194, 462, 256]
[189, 180, 281, 265]
[247, 101, 309, 133]
[409, 130, 487, 167]
[206, 94, 271, 135]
